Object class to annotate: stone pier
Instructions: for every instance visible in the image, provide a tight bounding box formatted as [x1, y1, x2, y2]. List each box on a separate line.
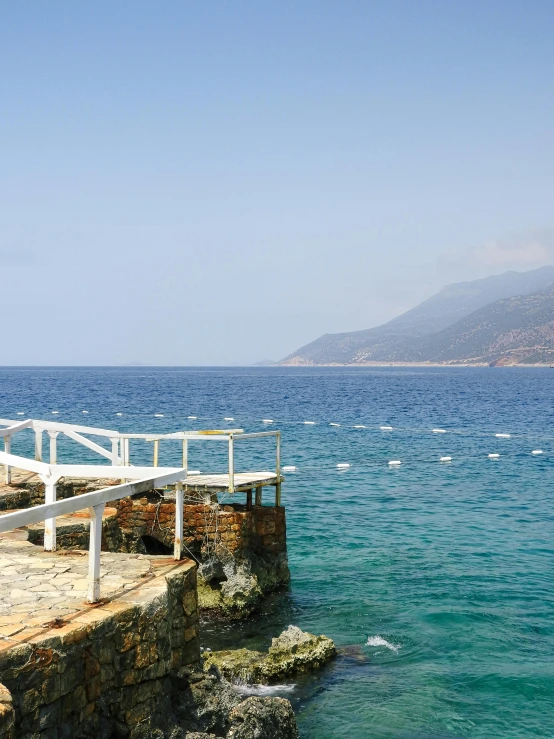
[0, 532, 199, 738]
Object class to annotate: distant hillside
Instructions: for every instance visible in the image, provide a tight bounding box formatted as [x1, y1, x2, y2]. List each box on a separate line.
[281, 267, 554, 365]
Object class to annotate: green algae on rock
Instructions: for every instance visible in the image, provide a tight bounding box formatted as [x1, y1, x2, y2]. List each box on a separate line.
[202, 626, 336, 684]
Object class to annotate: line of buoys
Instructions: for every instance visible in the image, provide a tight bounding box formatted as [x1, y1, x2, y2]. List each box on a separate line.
[337, 463, 350, 468]
[488, 453, 500, 459]
[495, 433, 511, 438]
[381, 426, 393, 431]
[388, 460, 401, 466]
[433, 428, 446, 434]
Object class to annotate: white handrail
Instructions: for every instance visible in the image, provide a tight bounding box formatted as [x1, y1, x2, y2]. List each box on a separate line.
[0, 468, 187, 603]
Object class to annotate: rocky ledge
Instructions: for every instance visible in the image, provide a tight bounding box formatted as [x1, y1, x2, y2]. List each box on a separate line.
[202, 626, 336, 684]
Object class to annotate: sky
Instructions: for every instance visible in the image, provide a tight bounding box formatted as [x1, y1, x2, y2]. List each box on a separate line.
[1, 0, 553, 365]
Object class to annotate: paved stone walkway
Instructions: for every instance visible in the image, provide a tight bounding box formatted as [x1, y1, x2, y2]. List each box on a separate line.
[0, 531, 188, 652]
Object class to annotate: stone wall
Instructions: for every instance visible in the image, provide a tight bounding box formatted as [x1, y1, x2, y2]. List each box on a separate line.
[115, 496, 290, 618]
[0, 562, 199, 738]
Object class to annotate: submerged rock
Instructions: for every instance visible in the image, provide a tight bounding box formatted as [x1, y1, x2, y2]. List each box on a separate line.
[227, 697, 298, 739]
[202, 626, 336, 684]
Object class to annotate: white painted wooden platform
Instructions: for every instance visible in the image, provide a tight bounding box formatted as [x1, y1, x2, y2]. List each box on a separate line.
[182, 471, 282, 493]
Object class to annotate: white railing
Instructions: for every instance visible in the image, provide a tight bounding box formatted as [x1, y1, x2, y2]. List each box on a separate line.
[144, 429, 281, 493]
[0, 418, 281, 495]
[0, 466, 187, 603]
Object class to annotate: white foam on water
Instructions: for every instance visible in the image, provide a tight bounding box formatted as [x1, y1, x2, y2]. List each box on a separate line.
[262, 419, 274, 423]
[16, 412, 24, 415]
[388, 460, 401, 466]
[433, 428, 446, 434]
[224, 417, 235, 421]
[116, 413, 123, 416]
[495, 433, 511, 438]
[154, 414, 164, 417]
[531, 450, 543, 455]
[488, 453, 500, 459]
[337, 463, 350, 468]
[380, 426, 393, 431]
[329, 423, 341, 427]
[303, 421, 316, 425]
[353, 425, 366, 429]
[187, 416, 197, 420]
[366, 635, 399, 652]
[234, 683, 295, 697]
[51, 411, 59, 414]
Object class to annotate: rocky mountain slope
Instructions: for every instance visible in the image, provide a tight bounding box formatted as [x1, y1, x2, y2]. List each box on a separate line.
[281, 267, 554, 365]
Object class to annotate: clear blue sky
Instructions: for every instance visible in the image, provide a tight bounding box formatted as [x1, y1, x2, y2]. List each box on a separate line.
[1, 1, 553, 364]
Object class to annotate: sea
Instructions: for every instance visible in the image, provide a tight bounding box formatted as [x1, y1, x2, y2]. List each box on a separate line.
[1, 366, 553, 738]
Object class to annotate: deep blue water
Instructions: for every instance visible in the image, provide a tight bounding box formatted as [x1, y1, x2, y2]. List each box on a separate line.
[1, 366, 553, 738]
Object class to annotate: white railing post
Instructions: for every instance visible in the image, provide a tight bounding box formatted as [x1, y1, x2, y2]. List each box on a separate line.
[125, 438, 130, 466]
[153, 439, 159, 467]
[48, 431, 59, 464]
[182, 439, 188, 474]
[34, 429, 43, 462]
[4, 437, 11, 484]
[276, 431, 281, 478]
[174, 481, 183, 560]
[228, 434, 235, 493]
[87, 503, 105, 603]
[44, 480, 57, 551]
[110, 437, 119, 466]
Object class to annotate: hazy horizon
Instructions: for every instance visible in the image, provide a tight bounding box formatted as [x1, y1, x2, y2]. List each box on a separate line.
[2, 1, 554, 365]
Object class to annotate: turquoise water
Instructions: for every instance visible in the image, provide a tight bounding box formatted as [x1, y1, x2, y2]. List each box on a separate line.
[1, 367, 553, 737]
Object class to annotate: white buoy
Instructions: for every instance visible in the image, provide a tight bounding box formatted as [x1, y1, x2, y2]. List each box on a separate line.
[353, 425, 366, 429]
[154, 414, 164, 418]
[488, 453, 500, 459]
[433, 428, 446, 434]
[16, 412, 24, 415]
[262, 419, 274, 423]
[381, 426, 393, 431]
[188, 416, 197, 420]
[388, 460, 401, 466]
[51, 411, 59, 415]
[304, 421, 316, 425]
[495, 433, 511, 438]
[224, 417, 234, 421]
[283, 465, 297, 472]
[440, 456, 452, 462]
[337, 463, 350, 468]
[116, 412, 123, 416]
[330, 423, 341, 427]
[531, 450, 543, 455]
[82, 410, 89, 414]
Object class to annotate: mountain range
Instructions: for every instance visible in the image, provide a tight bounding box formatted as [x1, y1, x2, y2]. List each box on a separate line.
[281, 266, 554, 366]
